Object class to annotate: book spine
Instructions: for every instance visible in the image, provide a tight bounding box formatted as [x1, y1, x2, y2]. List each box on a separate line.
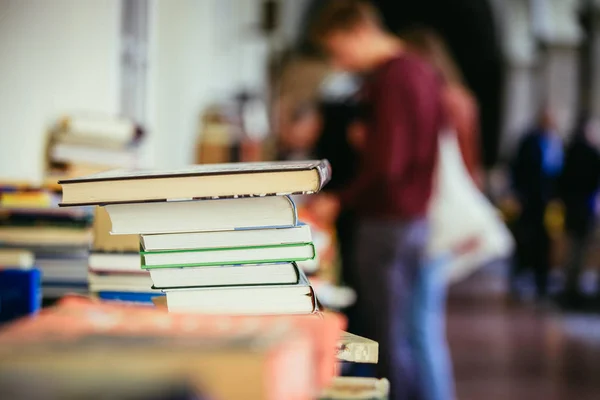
[315, 159, 332, 190]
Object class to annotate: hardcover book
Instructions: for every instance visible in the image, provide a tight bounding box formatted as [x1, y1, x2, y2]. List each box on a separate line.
[141, 224, 312, 252]
[104, 195, 298, 235]
[141, 243, 315, 269]
[59, 159, 331, 206]
[147, 262, 301, 289]
[162, 271, 317, 315]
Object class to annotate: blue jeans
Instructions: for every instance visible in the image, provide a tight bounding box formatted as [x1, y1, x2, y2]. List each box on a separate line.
[354, 218, 429, 400]
[410, 255, 455, 400]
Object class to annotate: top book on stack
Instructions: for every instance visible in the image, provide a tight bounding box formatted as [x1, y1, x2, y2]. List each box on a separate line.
[58, 160, 331, 206]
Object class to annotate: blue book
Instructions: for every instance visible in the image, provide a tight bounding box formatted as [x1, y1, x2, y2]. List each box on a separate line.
[98, 291, 164, 304]
[0, 268, 42, 323]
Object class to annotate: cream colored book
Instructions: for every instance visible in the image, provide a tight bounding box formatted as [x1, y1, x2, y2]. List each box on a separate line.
[59, 160, 331, 206]
[0, 249, 34, 269]
[92, 207, 139, 252]
[319, 377, 390, 400]
[336, 331, 379, 364]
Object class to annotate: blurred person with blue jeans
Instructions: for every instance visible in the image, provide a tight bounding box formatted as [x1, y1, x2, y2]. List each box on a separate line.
[511, 108, 564, 302]
[402, 27, 482, 400]
[308, 2, 445, 399]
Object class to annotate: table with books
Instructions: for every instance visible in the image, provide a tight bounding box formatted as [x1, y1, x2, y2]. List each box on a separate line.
[0, 160, 386, 400]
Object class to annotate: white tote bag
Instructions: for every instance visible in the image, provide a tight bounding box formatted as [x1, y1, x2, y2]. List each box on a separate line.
[427, 130, 514, 283]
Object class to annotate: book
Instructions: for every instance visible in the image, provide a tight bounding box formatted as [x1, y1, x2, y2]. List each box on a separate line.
[0, 295, 345, 389]
[37, 257, 88, 283]
[88, 272, 153, 292]
[163, 272, 316, 315]
[58, 159, 331, 206]
[51, 143, 138, 168]
[336, 331, 379, 364]
[96, 291, 163, 303]
[0, 226, 92, 247]
[319, 377, 390, 400]
[0, 249, 34, 269]
[92, 206, 140, 252]
[0, 324, 314, 400]
[58, 114, 137, 144]
[42, 283, 88, 298]
[147, 262, 300, 289]
[0, 269, 41, 322]
[0, 296, 347, 398]
[141, 243, 316, 269]
[104, 195, 298, 235]
[141, 223, 312, 251]
[0, 191, 54, 208]
[89, 252, 141, 273]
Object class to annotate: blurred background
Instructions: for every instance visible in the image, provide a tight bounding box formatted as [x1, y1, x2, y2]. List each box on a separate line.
[2, 0, 600, 399]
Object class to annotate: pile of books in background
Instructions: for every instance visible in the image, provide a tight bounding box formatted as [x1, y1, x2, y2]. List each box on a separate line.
[88, 207, 159, 304]
[59, 160, 330, 315]
[0, 187, 92, 300]
[45, 114, 143, 186]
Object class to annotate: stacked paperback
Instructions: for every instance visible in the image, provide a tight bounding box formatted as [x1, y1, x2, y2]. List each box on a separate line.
[59, 160, 331, 314]
[88, 207, 158, 303]
[46, 114, 143, 186]
[0, 188, 92, 298]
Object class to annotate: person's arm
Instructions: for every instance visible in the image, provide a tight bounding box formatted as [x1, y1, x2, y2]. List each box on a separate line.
[338, 62, 423, 208]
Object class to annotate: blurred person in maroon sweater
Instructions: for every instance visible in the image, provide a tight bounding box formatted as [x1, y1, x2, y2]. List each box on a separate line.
[309, 2, 445, 399]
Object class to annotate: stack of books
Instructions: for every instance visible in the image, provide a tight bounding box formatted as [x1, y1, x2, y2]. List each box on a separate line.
[46, 114, 143, 185]
[0, 187, 93, 299]
[59, 160, 331, 315]
[0, 295, 345, 400]
[88, 207, 159, 304]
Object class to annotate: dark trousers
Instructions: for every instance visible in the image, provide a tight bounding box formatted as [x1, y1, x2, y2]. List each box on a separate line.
[512, 212, 551, 299]
[354, 218, 429, 400]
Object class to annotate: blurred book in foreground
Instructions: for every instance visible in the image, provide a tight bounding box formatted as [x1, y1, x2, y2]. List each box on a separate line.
[0, 296, 346, 395]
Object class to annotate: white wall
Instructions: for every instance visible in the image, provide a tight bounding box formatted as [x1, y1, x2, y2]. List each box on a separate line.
[147, 0, 269, 168]
[0, 0, 121, 183]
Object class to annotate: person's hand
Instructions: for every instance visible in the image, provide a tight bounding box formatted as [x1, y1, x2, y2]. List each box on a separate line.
[308, 193, 341, 226]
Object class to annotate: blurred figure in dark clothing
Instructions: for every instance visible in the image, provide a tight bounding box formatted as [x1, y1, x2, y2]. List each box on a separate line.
[559, 115, 600, 308]
[511, 108, 564, 301]
[314, 99, 363, 334]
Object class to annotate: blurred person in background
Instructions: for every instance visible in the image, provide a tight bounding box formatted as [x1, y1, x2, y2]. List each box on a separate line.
[308, 2, 444, 399]
[558, 114, 600, 310]
[510, 107, 564, 303]
[399, 27, 481, 400]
